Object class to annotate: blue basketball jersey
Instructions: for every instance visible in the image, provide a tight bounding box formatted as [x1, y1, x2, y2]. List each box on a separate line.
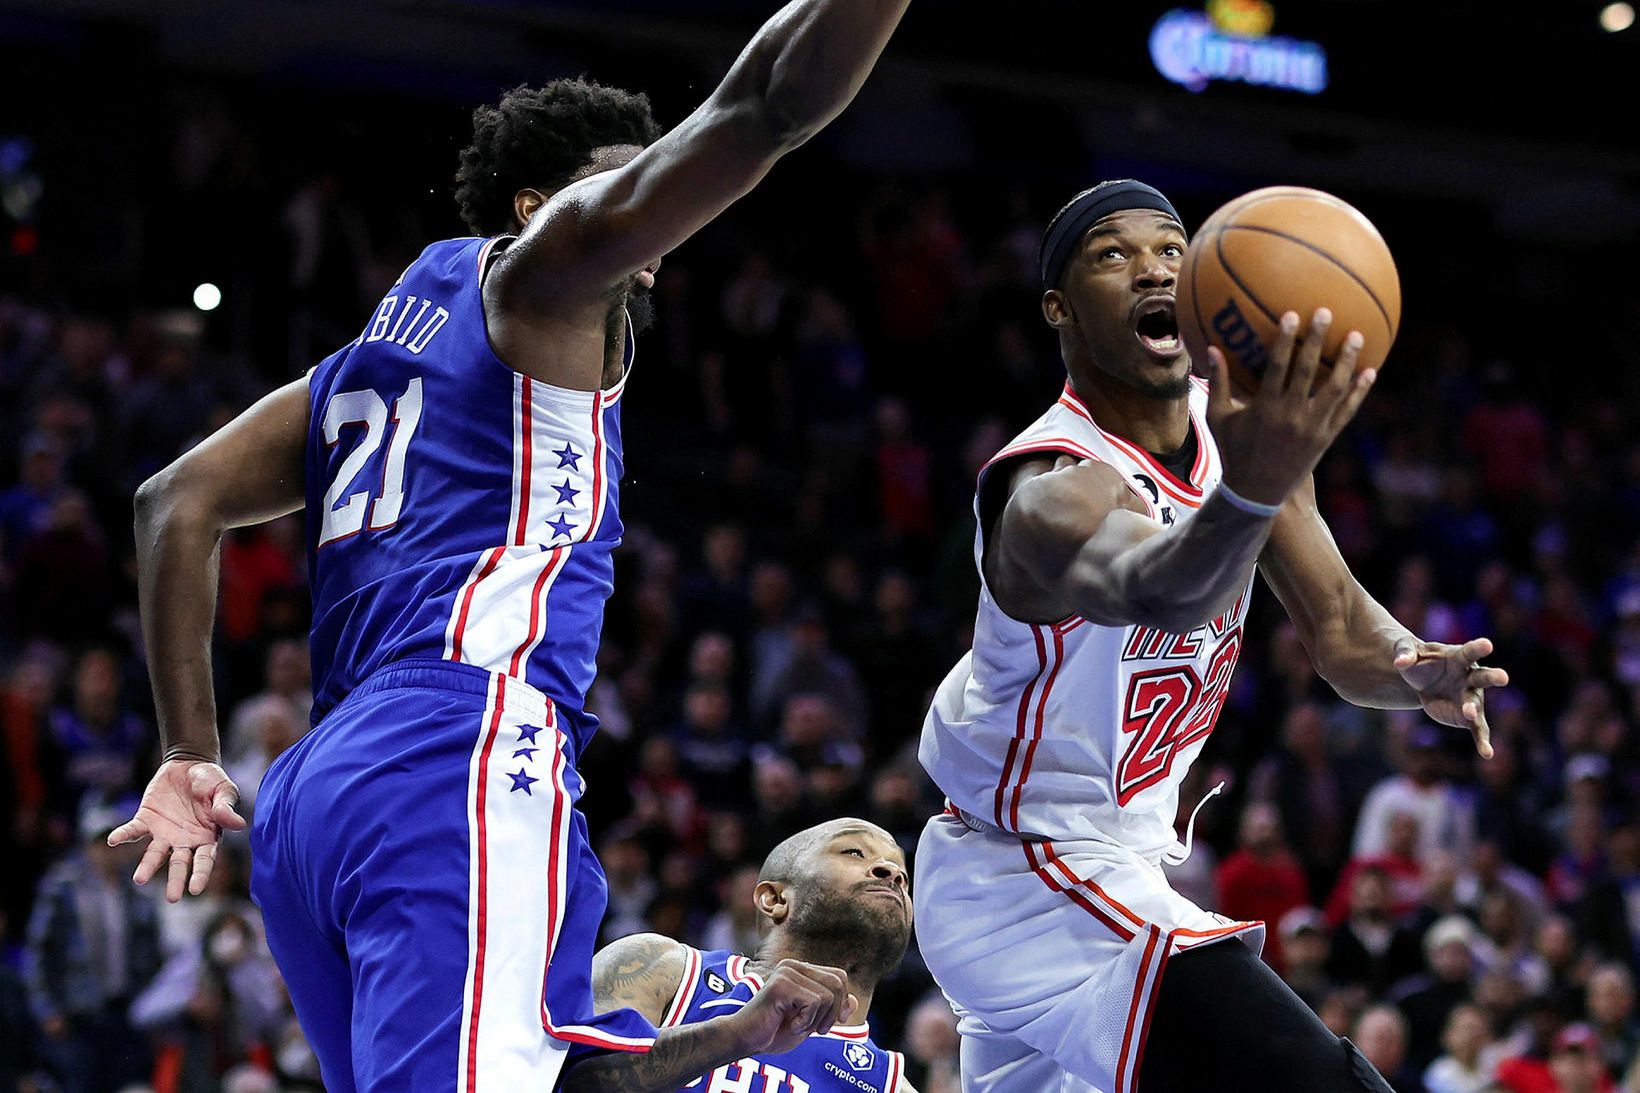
[303, 235, 631, 751]
[661, 948, 906, 1093]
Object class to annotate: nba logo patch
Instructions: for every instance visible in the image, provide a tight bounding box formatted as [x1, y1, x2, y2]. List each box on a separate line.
[843, 1042, 875, 1071]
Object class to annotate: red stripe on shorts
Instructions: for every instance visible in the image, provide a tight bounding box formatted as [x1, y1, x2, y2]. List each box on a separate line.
[1115, 924, 1162, 1093]
[464, 674, 507, 1091]
[1024, 841, 1135, 942]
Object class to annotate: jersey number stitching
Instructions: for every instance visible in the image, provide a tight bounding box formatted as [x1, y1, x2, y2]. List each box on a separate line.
[689, 1059, 812, 1093]
[318, 378, 424, 547]
[1115, 629, 1242, 806]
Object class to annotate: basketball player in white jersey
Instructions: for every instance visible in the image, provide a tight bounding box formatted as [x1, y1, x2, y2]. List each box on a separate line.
[913, 181, 1510, 1093]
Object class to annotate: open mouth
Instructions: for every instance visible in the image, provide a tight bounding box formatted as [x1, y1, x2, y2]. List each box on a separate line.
[1134, 299, 1182, 357]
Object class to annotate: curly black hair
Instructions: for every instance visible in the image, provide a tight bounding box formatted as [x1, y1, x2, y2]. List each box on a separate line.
[455, 78, 662, 237]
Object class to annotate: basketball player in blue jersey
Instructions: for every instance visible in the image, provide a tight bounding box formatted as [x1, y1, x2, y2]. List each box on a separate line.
[586, 819, 917, 1093]
[108, 3, 911, 1089]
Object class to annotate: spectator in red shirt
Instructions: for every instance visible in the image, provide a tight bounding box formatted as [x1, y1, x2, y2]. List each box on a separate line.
[1217, 802, 1308, 971]
[1328, 810, 1426, 927]
[1495, 1023, 1615, 1093]
[1460, 362, 1551, 506]
[872, 398, 934, 542]
[217, 517, 303, 646]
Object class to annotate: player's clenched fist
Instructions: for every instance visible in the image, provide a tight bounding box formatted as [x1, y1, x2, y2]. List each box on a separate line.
[729, 959, 856, 1056]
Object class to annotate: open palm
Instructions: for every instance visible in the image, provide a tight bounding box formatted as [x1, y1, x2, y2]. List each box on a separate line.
[109, 758, 246, 902]
[1393, 636, 1510, 758]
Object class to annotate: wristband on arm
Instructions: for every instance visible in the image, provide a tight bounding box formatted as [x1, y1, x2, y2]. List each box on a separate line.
[1216, 482, 1283, 518]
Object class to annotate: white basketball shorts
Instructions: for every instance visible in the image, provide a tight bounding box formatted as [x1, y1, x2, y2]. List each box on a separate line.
[914, 809, 1265, 1093]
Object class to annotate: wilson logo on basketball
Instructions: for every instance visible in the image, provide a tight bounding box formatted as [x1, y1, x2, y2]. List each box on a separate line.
[1209, 299, 1270, 379]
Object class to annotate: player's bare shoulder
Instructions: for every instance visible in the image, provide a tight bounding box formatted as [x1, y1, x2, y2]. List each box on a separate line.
[589, 932, 689, 1025]
[984, 454, 1148, 622]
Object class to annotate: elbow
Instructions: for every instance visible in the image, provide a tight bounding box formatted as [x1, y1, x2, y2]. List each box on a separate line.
[133, 470, 171, 536]
[133, 466, 215, 542]
[1307, 642, 1350, 698]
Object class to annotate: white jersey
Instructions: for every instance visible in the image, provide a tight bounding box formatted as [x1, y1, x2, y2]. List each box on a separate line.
[919, 377, 1253, 861]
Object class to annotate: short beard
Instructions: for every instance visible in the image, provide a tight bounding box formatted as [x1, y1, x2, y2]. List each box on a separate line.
[619, 279, 657, 335]
[628, 286, 656, 334]
[1096, 354, 1192, 400]
[784, 881, 912, 985]
[604, 278, 656, 358]
[1144, 372, 1193, 399]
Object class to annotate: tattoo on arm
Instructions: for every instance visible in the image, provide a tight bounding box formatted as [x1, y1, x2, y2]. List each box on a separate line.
[561, 1021, 747, 1093]
[589, 934, 687, 1026]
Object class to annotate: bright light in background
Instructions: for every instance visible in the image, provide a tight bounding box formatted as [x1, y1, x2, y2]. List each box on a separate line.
[192, 282, 221, 311]
[1601, 3, 1635, 32]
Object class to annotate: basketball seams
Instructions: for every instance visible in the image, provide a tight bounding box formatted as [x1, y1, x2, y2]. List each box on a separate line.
[1220, 223, 1397, 337]
[1178, 187, 1399, 391]
[1213, 230, 1283, 328]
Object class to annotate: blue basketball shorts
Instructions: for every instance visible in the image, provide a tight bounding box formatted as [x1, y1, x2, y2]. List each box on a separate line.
[250, 658, 656, 1091]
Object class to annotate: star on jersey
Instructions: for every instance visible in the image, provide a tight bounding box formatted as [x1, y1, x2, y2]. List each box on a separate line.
[517, 725, 542, 745]
[508, 768, 538, 795]
[552, 479, 580, 505]
[554, 442, 582, 471]
[513, 747, 538, 761]
[547, 513, 577, 539]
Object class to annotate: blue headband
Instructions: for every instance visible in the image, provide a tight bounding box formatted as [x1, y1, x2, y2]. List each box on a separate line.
[1039, 180, 1183, 292]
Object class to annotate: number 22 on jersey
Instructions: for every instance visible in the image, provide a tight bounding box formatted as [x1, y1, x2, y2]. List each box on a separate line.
[318, 378, 423, 547]
[1115, 628, 1242, 806]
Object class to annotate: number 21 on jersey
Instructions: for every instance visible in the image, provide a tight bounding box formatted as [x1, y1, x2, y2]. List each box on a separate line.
[318, 378, 423, 547]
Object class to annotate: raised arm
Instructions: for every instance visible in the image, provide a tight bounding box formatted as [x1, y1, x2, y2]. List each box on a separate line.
[110, 376, 310, 900]
[1259, 473, 1509, 756]
[571, 941, 856, 1093]
[490, 0, 909, 317]
[988, 312, 1375, 633]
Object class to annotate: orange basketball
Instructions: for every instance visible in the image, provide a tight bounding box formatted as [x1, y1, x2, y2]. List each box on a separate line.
[1176, 186, 1401, 392]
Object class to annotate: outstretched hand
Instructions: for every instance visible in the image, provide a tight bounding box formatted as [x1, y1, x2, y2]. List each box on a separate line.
[1393, 636, 1510, 758]
[108, 758, 246, 901]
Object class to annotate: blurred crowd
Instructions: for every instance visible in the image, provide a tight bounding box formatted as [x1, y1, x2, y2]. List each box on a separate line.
[3, 56, 1640, 1093]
